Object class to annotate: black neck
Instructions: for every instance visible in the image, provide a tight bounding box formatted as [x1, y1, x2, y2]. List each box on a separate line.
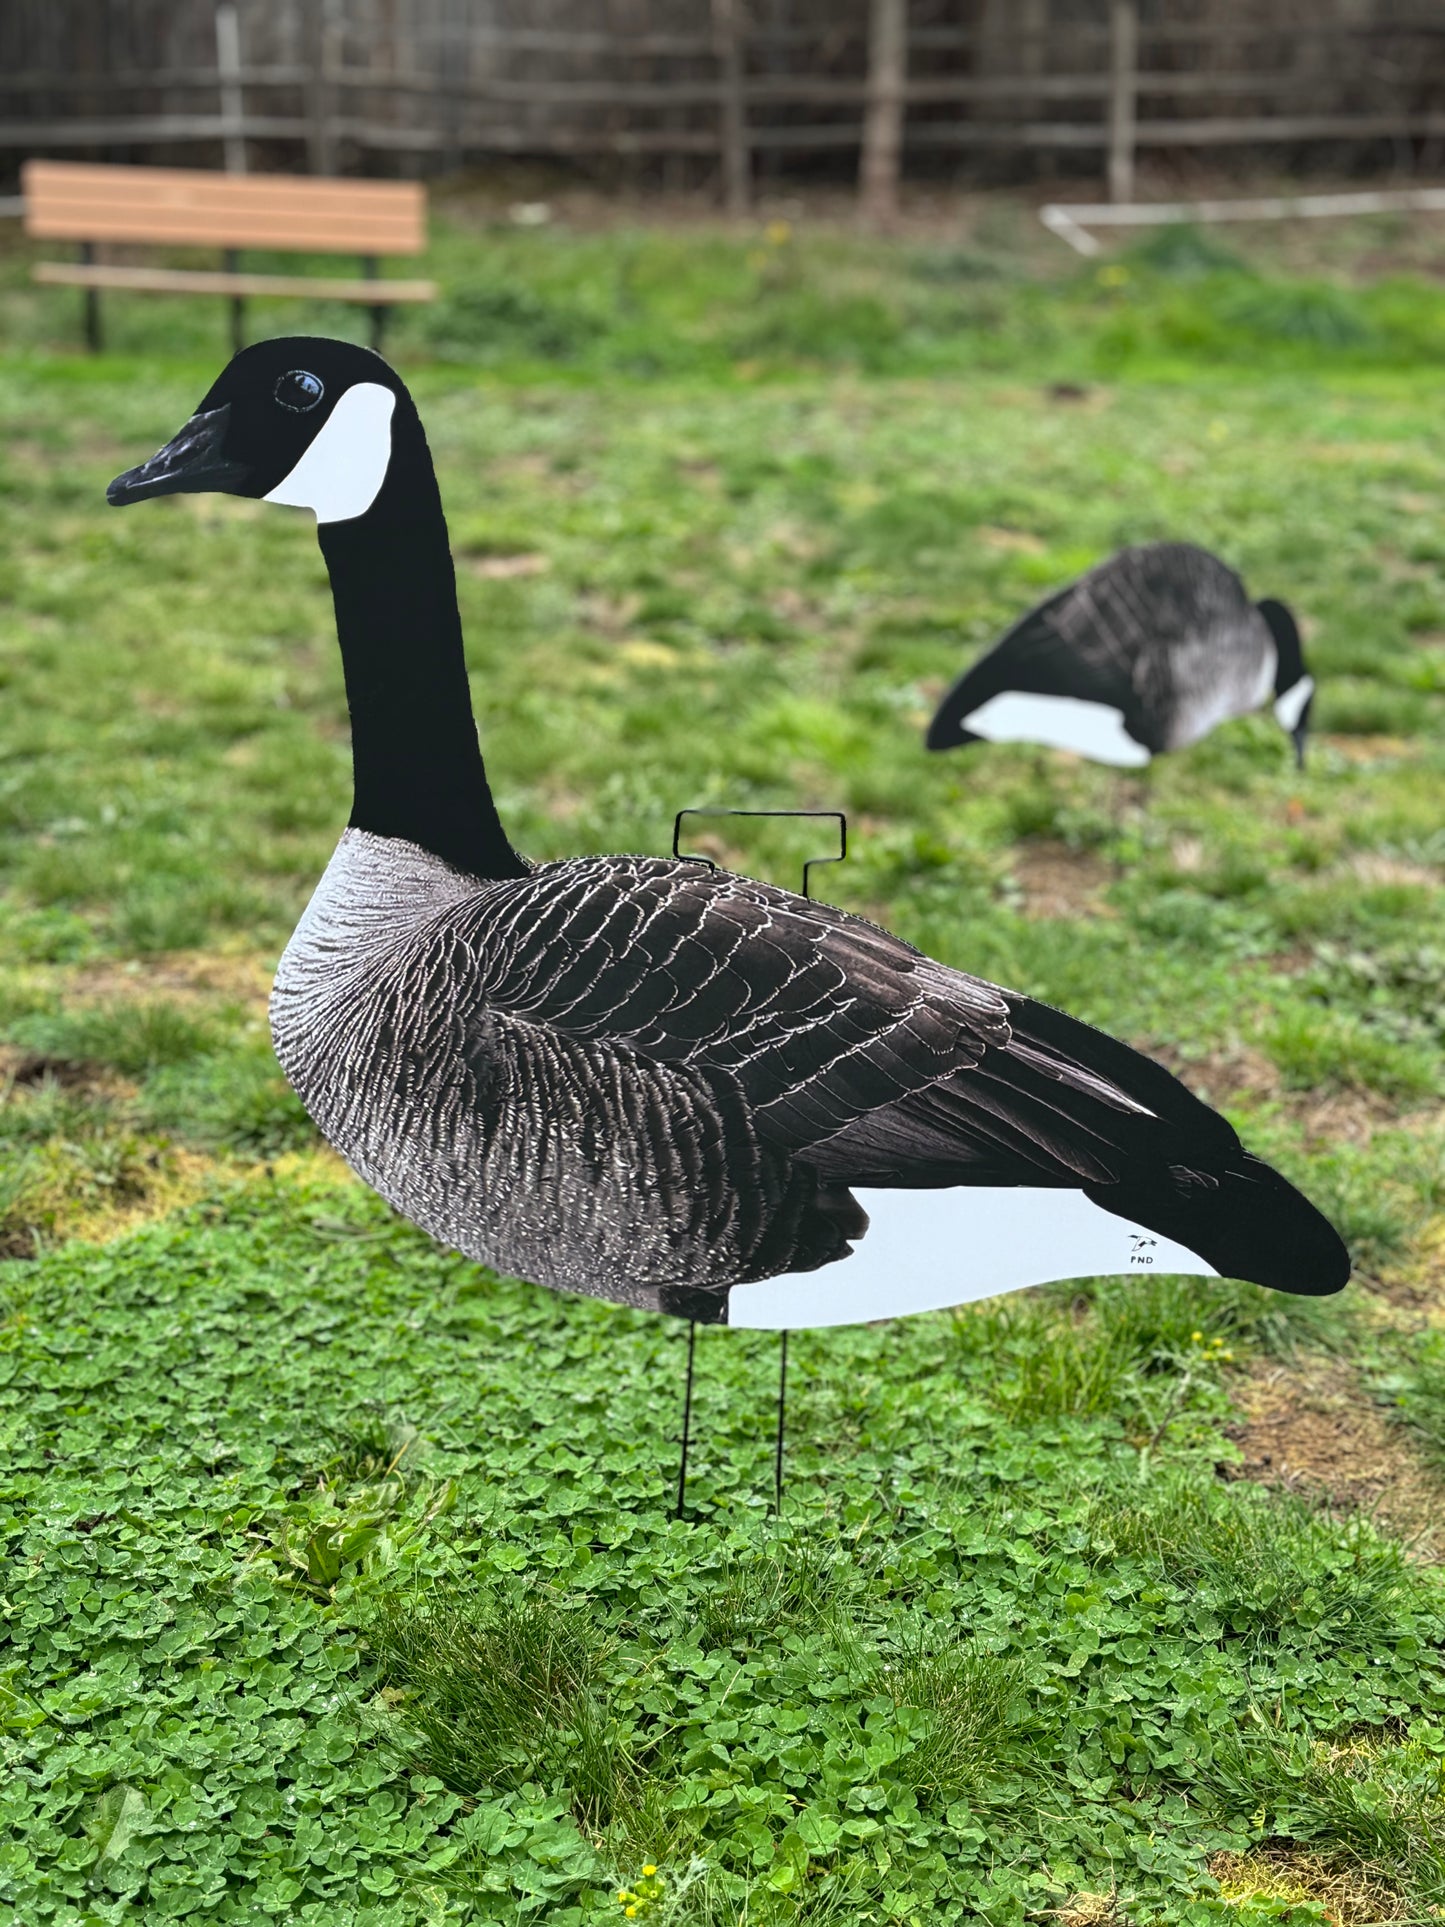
[1257, 597, 1303, 697]
[317, 414, 528, 881]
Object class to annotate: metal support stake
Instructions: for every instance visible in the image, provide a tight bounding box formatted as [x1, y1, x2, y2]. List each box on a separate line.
[670, 808, 847, 1517]
[674, 1320, 698, 1521]
[773, 1330, 789, 1514]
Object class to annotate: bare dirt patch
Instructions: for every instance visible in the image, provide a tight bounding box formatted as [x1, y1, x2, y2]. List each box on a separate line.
[1304, 442, 1423, 466]
[1133, 1038, 1282, 1111]
[69, 950, 274, 1014]
[1224, 1356, 1445, 1560]
[59, 1145, 226, 1252]
[0, 1142, 226, 1265]
[1379, 1216, 1445, 1314]
[1345, 850, 1442, 889]
[977, 524, 1046, 556]
[1294, 1086, 1419, 1150]
[1137, 1037, 1425, 1147]
[465, 552, 550, 581]
[1047, 1893, 1123, 1927]
[1209, 1844, 1412, 1925]
[577, 591, 642, 637]
[1317, 734, 1418, 763]
[0, 1044, 134, 1102]
[768, 586, 827, 628]
[1009, 841, 1113, 921]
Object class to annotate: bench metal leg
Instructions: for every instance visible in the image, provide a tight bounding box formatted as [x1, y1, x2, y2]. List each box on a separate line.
[225, 250, 245, 356]
[360, 253, 388, 355]
[80, 243, 102, 352]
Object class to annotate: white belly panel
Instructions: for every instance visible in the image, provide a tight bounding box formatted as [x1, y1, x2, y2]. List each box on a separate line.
[964, 692, 1151, 766]
[726, 1185, 1216, 1329]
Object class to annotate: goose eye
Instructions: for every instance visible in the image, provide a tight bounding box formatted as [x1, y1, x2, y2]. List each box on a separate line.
[275, 370, 325, 413]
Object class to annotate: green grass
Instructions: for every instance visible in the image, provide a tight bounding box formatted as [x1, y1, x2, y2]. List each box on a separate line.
[2, 199, 1445, 1922]
[4, 1181, 1444, 1923]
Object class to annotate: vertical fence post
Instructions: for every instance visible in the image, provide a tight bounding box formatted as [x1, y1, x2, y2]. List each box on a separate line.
[860, 0, 907, 229]
[309, 0, 341, 176]
[1107, 0, 1138, 204]
[215, 0, 246, 174]
[712, 0, 751, 215]
[1019, 0, 1051, 178]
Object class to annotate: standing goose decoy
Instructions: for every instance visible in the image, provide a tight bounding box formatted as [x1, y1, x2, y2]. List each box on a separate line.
[107, 342, 1348, 1330]
[926, 541, 1315, 769]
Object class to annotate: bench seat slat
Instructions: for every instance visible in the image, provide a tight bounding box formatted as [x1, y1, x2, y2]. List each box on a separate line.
[33, 262, 437, 303]
[22, 160, 427, 254]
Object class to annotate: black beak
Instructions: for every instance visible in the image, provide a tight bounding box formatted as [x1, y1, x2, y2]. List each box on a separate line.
[107, 405, 250, 506]
[1290, 694, 1312, 770]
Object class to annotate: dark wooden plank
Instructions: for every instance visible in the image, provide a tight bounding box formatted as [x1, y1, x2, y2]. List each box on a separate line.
[2, 115, 308, 146]
[0, 66, 312, 91]
[331, 119, 722, 156]
[325, 71, 729, 105]
[1134, 110, 1445, 145]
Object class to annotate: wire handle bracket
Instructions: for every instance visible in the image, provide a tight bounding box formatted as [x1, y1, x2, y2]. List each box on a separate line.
[671, 807, 848, 901]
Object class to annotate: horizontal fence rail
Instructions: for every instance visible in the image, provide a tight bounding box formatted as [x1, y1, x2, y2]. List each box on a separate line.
[4, 1, 1445, 222]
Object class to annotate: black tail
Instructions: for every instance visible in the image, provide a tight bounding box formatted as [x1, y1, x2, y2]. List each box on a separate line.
[1086, 1153, 1348, 1297]
[925, 583, 1135, 753]
[1010, 995, 1349, 1297]
[925, 701, 983, 752]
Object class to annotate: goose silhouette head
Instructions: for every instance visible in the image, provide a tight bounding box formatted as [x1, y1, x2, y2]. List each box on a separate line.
[107, 337, 412, 526]
[1257, 597, 1314, 769]
[107, 336, 526, 882]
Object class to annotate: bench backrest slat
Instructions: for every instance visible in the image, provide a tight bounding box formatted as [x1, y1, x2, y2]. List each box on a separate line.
[22, 161, 426, 255]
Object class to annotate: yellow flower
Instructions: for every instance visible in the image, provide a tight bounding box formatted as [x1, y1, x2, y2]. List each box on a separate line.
[643, 1865, 657, 1877]
[1191, 1331, 1202, 1343]
[617, 1894, 629, 1904]
[765, 220, 792, 246]
[626, 1910, 637, 1919]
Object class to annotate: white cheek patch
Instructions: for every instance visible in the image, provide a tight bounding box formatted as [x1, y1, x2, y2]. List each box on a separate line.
[726, 1185, 1216, 1330]
[265, 382, 396, 524]
[963, 691, 1151, 767]
[1274, 675, 1314, 733]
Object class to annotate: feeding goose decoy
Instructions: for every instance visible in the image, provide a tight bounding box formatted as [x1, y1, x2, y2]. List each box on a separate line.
[926, 541, 1315, 769]
[108, 342, 1348, 1330]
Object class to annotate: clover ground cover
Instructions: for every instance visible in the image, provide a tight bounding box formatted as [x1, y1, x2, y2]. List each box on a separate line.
[4, 1180, 1445, 1923]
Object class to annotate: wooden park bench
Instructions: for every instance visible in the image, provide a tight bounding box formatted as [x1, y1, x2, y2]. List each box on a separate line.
[22, 160, 437, 355]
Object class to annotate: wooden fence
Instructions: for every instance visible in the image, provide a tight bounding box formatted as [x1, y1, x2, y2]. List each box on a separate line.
[3, 1, 1445, 223]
